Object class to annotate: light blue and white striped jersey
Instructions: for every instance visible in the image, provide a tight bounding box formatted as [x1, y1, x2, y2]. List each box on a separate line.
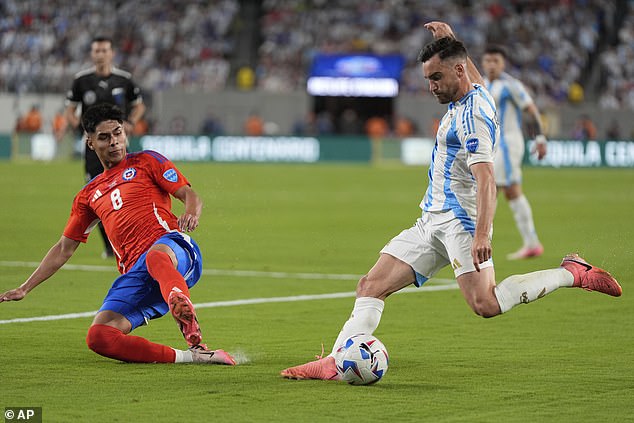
[420, 84, 499, 233]
[484, 72, 533, 142]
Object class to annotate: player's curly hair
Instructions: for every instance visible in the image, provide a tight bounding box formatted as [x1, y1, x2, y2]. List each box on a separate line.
[81, 103, 124, 133]
[417, 36, 467, 63]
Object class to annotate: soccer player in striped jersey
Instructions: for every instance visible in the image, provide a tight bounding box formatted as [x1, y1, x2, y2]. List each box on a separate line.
[0, 104, 235, 366]
[482, 45, 547, 260]
[280, 22, 621, 381]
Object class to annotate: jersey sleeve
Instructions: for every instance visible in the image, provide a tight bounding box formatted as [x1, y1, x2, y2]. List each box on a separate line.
[65, 77, 81, 105]
[62, 191, 100, 243]
[508, 79, 534, 110]
[127, 79, 143, 106]
[143, 151, 190, 194]
[462, 98, 497, 168]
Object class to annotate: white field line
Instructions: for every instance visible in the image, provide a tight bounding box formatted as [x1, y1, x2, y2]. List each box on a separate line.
[0, 260, 458, 325]
[0, 260, 458, 284]
[0, 284, 458, 325]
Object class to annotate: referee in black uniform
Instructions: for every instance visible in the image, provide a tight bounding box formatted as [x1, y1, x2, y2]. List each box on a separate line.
[65, 36, 146, 259]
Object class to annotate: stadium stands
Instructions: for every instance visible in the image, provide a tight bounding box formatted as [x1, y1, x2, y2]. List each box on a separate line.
[0, 0, 628, 112]
[0, 0, 239, 93]
[258, 0, 616, 108]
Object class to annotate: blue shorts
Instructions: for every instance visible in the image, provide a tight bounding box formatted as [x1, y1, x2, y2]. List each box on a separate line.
[99, 232, 203, 331]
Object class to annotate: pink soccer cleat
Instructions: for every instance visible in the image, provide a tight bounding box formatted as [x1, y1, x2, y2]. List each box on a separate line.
[281, 356, 340, 381]
[168, 290, 203, 347]
[560, 253, 622, 297]
[506, 244, 544, 260]
[189, 345, 237, 365]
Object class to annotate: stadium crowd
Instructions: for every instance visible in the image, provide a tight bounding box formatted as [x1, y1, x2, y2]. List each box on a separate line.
[257, 0, 615, 109]
[0, 0, 238, 93]
[598, 2, 634, 110]
[0, 0, 630, 111]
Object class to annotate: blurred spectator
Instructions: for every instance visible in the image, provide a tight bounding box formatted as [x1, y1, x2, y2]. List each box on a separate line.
[605, 119, 621, 140]
[236, 66, 256, 91]
[169, 115, 187, 134]
[52, 108, 67, 142]
[292, 112, 317, 136]
[200, 110, 224, 135]
[244, 111, 264, 136]
[365, 116, 389, 139]
[339, 109, 362, 134]
[572, 114, 597, 141]
[568, 82, 584, 104]
[394, 116, 415, 137]
[133, 117, 150, 136]
[315, 111, 334, 135]
[16, 105, 43, 133]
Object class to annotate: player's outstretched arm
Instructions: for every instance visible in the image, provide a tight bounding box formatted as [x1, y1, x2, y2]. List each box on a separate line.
[0, 236, 80, 303]
[424, 21, 485, 87]
[173, 185, 203, 232]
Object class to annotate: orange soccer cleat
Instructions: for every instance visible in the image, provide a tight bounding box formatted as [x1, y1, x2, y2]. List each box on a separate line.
[281, 355, 340, 381]
[560, 254, 622, 297]
[168, 290, 203, 347]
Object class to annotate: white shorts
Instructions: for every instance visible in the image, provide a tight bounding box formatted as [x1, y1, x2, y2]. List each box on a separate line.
[494, 134, 525, 186]
[380, 210, 493, 285]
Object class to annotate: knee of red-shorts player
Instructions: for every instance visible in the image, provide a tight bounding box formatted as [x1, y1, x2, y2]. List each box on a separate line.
[86, 324, 123, 357]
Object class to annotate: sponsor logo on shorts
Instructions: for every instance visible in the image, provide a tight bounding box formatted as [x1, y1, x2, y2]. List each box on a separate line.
[122, 167, 137, 181]
[451, 258, 462, 270]
[163, 169, 178, 183]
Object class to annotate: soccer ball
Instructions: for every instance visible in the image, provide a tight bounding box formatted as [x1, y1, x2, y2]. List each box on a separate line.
[334, 334, 389, 385]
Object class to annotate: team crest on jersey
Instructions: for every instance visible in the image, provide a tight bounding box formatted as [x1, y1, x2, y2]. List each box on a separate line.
[163, 168, 178, 183]
[465, 138, 479, 153]
[83, 90, 97, 105]
[122, 167, 137, 181]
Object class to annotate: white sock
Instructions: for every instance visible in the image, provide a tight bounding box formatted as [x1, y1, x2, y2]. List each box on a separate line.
[329, 297, 385, 356]
[173, 348, 193, 363]
[494, 268, 574, 313]
[508, 195, 540, 247]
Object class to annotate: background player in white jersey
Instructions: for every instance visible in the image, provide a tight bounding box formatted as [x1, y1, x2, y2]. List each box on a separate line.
[482, 45, 547, 260]
[280, 21, 621, 381]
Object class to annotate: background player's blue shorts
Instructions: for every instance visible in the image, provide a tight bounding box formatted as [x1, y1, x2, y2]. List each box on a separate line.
[98, 232, 203, 330]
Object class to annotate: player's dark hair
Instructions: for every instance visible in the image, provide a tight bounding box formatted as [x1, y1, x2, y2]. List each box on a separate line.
[484, 44, 508, 59]
[82, 103, 124, 133]
[91, 36, 113, 47]
[417, 37, 467, 63]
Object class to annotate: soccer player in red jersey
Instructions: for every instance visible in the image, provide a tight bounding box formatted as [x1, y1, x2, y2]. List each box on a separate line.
[0, 104, 235, 365]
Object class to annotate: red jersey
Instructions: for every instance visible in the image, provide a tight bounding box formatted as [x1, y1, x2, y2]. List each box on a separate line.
[63, 150, 190, 273]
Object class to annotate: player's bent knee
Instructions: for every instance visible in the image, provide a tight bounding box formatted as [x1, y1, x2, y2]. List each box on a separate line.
[86, 324, 123, 357]
[356, 275, 383, 298]
[470, 298, 501, 318]
[356, 275, 370, 295]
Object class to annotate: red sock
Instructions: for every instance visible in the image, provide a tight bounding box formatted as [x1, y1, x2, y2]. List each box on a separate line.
[146, 249, 191, 302]
[86, 324, 176, 363]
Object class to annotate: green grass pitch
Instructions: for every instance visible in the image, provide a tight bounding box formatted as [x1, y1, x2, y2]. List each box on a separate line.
[0, 160, 633, 422]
